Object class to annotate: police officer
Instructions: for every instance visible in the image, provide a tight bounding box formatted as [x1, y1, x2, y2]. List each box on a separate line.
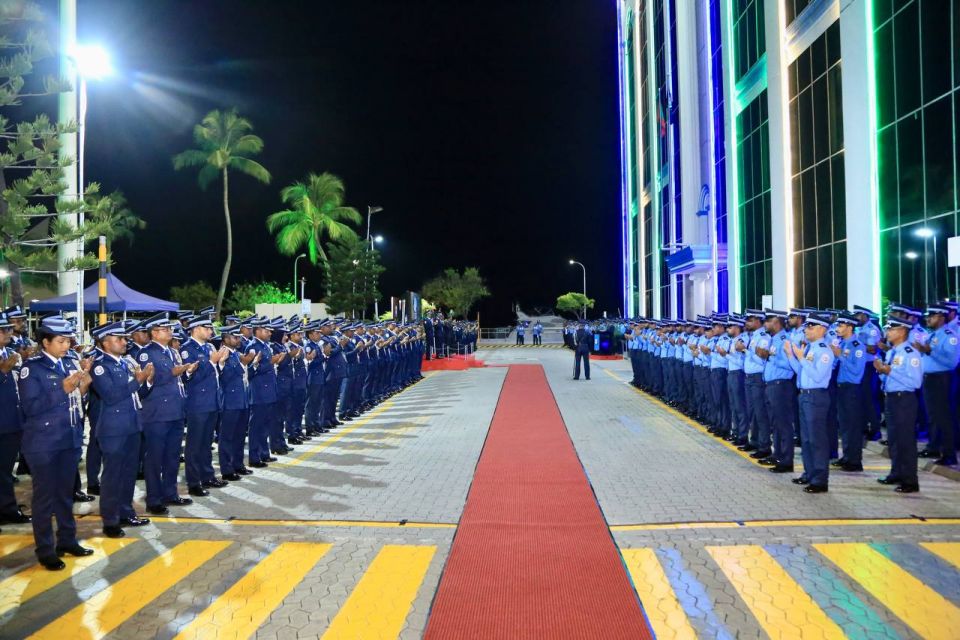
[914, 304, 959, 466]
[757, 310, 795, 469]
[832, 312, 867, 472]
[573, 321, 592, 380]
[853, 306, 883, 440]
[321, 321, 348, 427]
[874, 317, 924, 493]
[723, 316, 749, 446]
[0, 313, 29, 527]
[89, 322, 154, 538]
[533, 320, 543, 346]
[216, 324, 252, 480]
[138, 313, 197, 515]
[516, 321, 525, 346]
[270, 319, 295, 454]
[423, 312, 435, 360]
[285, 319, 309, 444]
[784, 312, 835, 492]
[739, 311, 768, 456]
[245, 317, 284, 467]
[180, 314, 229, 497]
[303, 322, 327, 436]
[17, 316, 94, 570]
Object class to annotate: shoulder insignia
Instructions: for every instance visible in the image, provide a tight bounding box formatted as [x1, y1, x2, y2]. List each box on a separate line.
[910, 357, 920, 367]
[820, 354, 830, 364]
[139, 352, 149, 362]
[18, 367, 28, 379]
[93, 365, 105, 376]
[950, 337, 958, 345]
[181, 350, 190, 359]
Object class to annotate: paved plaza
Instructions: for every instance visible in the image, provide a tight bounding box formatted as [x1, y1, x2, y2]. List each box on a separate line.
[1, 348, 958, 638]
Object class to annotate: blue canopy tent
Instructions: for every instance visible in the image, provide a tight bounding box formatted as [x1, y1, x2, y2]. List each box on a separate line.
[29, 273, 179, 313]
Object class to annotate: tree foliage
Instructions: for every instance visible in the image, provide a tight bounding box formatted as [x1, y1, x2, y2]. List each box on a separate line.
[224, 281, 297, 315]
[173, 108, 271, 316]
[323, 236, 385, 318]
[169, 281, 217, 312]
[421, 267, 490, 318]
[555, 292, 595, 319]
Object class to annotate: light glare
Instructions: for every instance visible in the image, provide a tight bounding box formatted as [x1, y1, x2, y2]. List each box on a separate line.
[73, 44, 114, 79]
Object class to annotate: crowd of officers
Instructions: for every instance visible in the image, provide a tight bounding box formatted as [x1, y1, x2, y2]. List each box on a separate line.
[625, 303, 959, 495]
[0, 305, 425, 571]
[422, 311, 478, 358]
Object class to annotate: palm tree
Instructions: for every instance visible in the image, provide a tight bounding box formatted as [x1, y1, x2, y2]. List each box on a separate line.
[266, 172, 362, 268]
[173, 109, 271, 316]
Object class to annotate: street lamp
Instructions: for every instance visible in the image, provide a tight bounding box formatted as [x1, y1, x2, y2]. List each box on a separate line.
[569, 259, 587, 318]
[68, 43, 114, 341]
[293, 253, 307, 300]
[366, 205, 383, 244]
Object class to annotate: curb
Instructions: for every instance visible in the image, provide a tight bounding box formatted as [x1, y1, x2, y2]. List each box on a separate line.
[864, 441, 960, 482]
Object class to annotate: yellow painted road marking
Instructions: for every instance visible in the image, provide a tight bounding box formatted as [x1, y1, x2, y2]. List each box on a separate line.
[80, 514, 456, 529]
[920, 542, 960, 569]
[708, 545, 845, 640]
[621, 548, 697, 640]
[0, 538, 136, 617]
[175, 542, 332, 640]
[815, 543, 960, 640]
[0, 535, 35, 557]
[276, 400, 395, 467]
[322, 544, 435, 639]
[28, 540, 230, 640]
[610, 517, 960, 532]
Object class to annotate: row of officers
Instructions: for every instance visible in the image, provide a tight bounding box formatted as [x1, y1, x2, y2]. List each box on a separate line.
[625, 302, 959, 495]
[421, 312, 478, 358]
[0, 306, 425, 571]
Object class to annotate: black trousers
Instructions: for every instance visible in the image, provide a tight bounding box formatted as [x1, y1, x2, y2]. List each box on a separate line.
[837, 382, 864, 465]
[574, 351, 590, 379]
[886, 391, 919, 486]
[924, 371, 956, 460]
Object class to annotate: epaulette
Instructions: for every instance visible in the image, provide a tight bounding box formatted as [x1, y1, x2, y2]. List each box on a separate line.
[818, 342, 826, 348]
[852, 340, 860, 347]
[904, 346, 914, 353]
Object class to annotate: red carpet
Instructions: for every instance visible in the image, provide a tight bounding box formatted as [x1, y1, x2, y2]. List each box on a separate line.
[422, 354, 486, 371]
[424, 365, 652, 639]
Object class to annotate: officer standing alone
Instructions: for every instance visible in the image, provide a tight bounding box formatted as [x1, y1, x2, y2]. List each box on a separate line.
[573, 321, 592, 381]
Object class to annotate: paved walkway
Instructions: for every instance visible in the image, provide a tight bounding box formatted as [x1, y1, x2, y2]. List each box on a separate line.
[0, 348, 958, 638]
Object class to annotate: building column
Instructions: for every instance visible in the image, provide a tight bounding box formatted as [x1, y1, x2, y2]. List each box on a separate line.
[839, 0, 880, 311]
[676, 0, 702, 318]
[763, 0, 793, 309]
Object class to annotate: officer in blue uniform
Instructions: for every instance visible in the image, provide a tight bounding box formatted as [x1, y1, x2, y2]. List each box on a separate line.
[828, 312, 867, 471]
[915, 303, 959, 466]
[17, 316, 94, 570]
[515, 321, 525, 346]
[533, 321, 543, 346]
[321, 321, 348, 427]
[138, 313, 197, 515]
[89, 322, 154, 538]
[853, 306, 883, 440]
[216, 324, 251, 480]
[739, 310, 769, 456]
[723, 316, 749, 445]
[784, 313, 835, 492]
[758, 310, 795, 469]
[269, 318, 294, 455]
[245, 317, 284, 467]
[874, 317, 924, 493]
[0, 313, 29, 527]
[303, 323, 328, 436]
[285, 318, 309, 444]
[338, 323, 360, 422]
[180, 313, 229, 496]
[423, 312, 435, 360]
[573, 321, 592, 380]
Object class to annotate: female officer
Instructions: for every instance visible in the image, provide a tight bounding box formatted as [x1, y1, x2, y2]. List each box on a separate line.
[17, 316, 94, 570]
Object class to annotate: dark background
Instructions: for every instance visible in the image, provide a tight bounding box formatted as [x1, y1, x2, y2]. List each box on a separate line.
[70, 0, 621, 325]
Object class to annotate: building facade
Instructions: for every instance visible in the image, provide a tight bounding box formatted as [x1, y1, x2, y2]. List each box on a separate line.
[618, 0, 960, 318]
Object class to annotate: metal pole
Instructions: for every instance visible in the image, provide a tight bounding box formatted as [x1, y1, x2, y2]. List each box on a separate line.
[57, 0, 78, 297]
[293, 254, 305, 297]
[75, 75, 87, 341]
[97, 235, 106, 325]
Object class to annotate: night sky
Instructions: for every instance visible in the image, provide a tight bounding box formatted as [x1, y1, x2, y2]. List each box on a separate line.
[72, 0, 621, 326]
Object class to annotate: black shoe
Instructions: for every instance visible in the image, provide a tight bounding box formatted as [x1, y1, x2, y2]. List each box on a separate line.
[0, 508, 31, 524]
[223, 473, 241, 481]
[202, 478, 228, 488]
[879, 439, 889, 446]
[792, 476, 810, 485]
[348, 411, 361, 418]
[249, 461, 267, 468]
[119, 516, 150, 527]
[770, 465, 794, 473]
[804, 484, 828, 494]
[733, 438, 748, 447]
[86, 484, 101, 496]
[146, 504, 169, 515]
[266, 456, 278, 463]
[918, 449, 938, 458]
[738, 443, 757, 452]
[237, 467, 254, 475]
[73, 491, 95, 503]
[103, 525, 125, 538]
[165, 496, 194, 506]
[137, 471, 145, 480]
[758, 457, 777, 466]
[895, 484, 920, 493]
[179, 454, 185, 463]
[585, 377, 590, 380]
[188, 486, 209, 498]
[933, 457, 958, 466]
[56, 544, 94, 557]
[750, 450, 772, 459]
[830, 458, 847, 468]
[877, 476, 901, 485]
[793, 437, 802, 447]
[840, 463, 863, 472]
[38, 555, 65, 571]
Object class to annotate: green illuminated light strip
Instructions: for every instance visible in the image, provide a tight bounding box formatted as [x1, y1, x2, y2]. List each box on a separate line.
[865, 0, 882, 311]
[724, 0, 742, 309]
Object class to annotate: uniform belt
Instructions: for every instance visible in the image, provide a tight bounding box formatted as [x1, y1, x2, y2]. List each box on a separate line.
[799, 388, 828, 394]
[884, 391, 914, 396]
[766, 379, 791, 385]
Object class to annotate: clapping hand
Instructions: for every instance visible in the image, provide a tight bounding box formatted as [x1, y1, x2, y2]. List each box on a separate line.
[136, 363, 155, 383]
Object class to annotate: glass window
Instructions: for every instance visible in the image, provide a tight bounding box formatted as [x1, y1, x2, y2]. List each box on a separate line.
[894, 2, 920, 119]
[897, 113, 923, 224]
[923, 95, 955, 216]
[920, 0, 951, 103]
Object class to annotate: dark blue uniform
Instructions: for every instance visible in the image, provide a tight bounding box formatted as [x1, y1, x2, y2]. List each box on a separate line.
[180, 337, 221, 487]
[574, 327, 592, 380]
[217, 346, 249, 476]
[138, 341, 187, 508]
[246, 337, 278, 464]
[0, 342, 23, 519]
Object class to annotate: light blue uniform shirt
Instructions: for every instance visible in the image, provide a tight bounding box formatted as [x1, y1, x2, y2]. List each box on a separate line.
[744, 330, 767, 375]
[837, 336, 867, 384]
[857, 321, 882, 362]
[711, 335, 729, 369]
[681, 334, 694, 363]
[788, 340, 835, 389]
[881, 342, 924, 392]
[922, 325, 960, 373]
[763, 330, 794, 382]
[727, 334, 747, 371]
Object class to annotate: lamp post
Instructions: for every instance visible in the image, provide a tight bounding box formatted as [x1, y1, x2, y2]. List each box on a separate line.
[569, 259, 587, 317]
[369, 235, 384, 319]
[69, 43, 113, 341]
[293, 253, 307, 300]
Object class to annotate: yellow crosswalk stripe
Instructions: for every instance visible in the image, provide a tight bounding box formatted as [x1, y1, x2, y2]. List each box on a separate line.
[621, 548, 697, 640]
[814, 542, 960, 640]
[0, 535, 35, 558]
[0, 537, 136, 618]
[28, 540, 230, 640]
[707, 545, 844, 640]
[174, 542, 332, 640]
[919, 542, 960, 570]
[321, 544, 435, 639]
